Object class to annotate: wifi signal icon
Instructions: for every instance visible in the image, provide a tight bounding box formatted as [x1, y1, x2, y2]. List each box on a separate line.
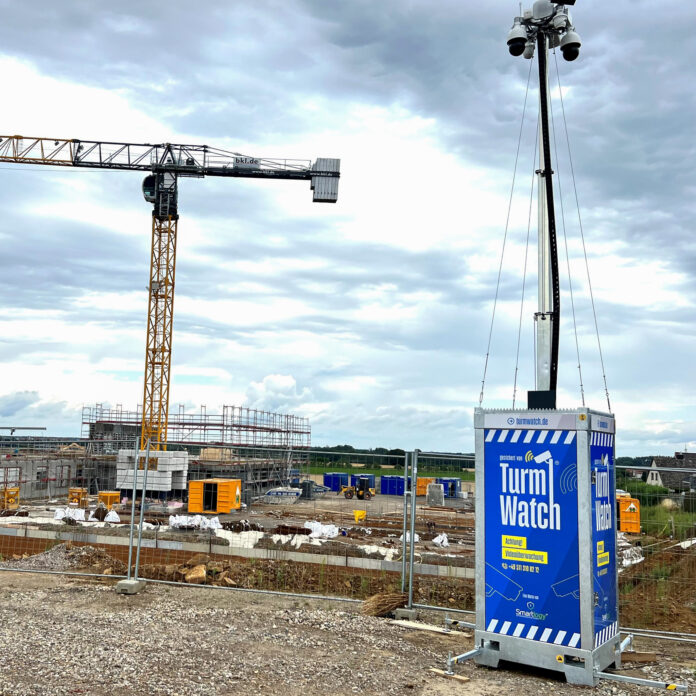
[560, 465, 578, 494]
[525, 451, 534, 462]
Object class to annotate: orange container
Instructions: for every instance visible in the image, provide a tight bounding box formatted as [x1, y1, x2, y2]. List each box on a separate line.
[617, 496, 640, 534]
[188, 479, 241, 514]
[416, 477, 435, 496]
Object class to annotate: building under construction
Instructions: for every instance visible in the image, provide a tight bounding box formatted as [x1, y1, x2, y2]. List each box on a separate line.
[1, 405, 310, 504]
[88, 403, 310, 502]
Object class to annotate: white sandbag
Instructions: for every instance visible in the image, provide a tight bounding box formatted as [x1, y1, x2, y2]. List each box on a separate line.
[303, 520, 339, 539]
[399, 531, 420, 543]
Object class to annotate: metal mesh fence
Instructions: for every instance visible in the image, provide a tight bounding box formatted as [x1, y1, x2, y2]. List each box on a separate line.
[404, 461, 696, 634]
[614, 466, 696, 631]
[1, 439, 694, 638]
[0, 437, 133, 583]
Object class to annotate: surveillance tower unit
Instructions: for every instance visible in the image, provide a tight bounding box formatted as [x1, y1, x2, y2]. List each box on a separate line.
[474, 2, 620, 686]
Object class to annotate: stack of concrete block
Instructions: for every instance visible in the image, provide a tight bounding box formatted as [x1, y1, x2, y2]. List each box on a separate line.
[117, 449, 189, 493]
[426, 482, 445, 507]
[170, 470, 187, 490]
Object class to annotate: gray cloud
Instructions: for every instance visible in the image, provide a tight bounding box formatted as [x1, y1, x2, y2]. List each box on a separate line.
[0, 0, 693, 454]
[0, 391, 40, 417]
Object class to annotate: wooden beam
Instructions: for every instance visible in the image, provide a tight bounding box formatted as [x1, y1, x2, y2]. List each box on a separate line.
[389, 619, 471, 637]
[621, 652, 658, 664]
[429, 668, 470, 683]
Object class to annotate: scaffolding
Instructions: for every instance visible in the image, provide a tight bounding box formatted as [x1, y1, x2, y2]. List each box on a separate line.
[81, 404, 311, 449]
[185, 446, 307, 503]
[81, 404, 311, 496]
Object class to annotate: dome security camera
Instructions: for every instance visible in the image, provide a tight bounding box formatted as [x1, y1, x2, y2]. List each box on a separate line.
[507, 22, 528, 57]
[560, 30, 581, 61]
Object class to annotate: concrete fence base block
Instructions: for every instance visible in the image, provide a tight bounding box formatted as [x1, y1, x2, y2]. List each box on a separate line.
[115, 579, 146, 595]
[394, 608, 418, 621]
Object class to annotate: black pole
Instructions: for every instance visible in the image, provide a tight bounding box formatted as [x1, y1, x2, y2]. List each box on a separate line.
[536, 31, 560, 393]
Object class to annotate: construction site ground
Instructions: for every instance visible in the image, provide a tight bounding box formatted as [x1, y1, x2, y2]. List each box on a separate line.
[0, 494, 477, 567]
[0, 572, 695, 696]
[3, 494, 696, 630]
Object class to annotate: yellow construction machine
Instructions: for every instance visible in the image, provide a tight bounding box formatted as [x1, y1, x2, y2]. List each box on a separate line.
[339, 478, 376, 501]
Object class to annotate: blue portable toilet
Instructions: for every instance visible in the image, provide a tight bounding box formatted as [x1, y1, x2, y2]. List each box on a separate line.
[395, 476, 405, 496]
[379, 475, 393, 495]
[437, 477, 461, 498]
[324, 472, 349, 492]
[392, 476, 412, 496]
[351, 474, 376, 489]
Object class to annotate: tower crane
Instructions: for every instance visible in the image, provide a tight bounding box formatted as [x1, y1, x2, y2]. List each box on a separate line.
[0, 135, 340, 450]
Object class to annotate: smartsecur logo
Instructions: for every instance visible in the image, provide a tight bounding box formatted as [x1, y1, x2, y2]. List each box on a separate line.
[516, 608, 548, 621]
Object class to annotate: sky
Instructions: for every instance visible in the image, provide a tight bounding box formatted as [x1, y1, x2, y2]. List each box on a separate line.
[0, 0, 694, 455]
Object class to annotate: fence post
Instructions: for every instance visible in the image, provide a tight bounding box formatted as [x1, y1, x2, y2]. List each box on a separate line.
[401, 452, 410, 593]
[125, 437, 139, 581]
[134, 437, 151, 579]
[408, 449, 419, 609]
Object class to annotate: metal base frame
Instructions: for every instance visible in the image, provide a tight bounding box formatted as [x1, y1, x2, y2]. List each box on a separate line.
[474, 631, 621, 686]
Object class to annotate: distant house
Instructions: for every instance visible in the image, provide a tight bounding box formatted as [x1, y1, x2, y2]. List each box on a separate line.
[647, 453, 696, 492]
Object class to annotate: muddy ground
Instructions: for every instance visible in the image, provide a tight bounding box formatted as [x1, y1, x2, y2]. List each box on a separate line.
[0, 572, 695, 696]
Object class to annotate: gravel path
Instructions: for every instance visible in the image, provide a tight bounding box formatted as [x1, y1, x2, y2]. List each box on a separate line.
[0, 573, 694, 696]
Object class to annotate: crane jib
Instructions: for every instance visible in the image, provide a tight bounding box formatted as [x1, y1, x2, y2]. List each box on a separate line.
[0, 135, 339, 183]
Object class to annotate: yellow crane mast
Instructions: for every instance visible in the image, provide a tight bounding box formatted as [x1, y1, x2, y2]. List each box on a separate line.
[141, 169, 179, 450]
[0, 135, 340, 450]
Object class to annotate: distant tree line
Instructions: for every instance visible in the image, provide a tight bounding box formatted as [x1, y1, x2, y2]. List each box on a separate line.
[308, 444, 474, 472]
[615, 456, 653, 469]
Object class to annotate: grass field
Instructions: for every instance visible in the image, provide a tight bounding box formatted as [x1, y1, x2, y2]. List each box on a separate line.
[639, 505, 696, 540]
[306, 465, 475, 480]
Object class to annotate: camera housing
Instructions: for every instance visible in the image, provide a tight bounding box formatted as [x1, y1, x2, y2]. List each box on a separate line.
[560, 30, 581, 61]
[523, 40, 536, 60]
[507, 22, 529, 56]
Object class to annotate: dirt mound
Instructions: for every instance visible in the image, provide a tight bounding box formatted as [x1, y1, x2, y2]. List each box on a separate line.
[2, 542, 126, 575]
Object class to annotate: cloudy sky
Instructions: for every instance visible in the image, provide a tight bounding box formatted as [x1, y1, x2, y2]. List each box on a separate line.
[0, 0, 694, 455]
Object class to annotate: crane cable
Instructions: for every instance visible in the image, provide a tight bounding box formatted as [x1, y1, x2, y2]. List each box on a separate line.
[549, 54, 586, 407]
[512, 115, 539, 408]
[479, 60, 534, 407]
[553, 52, 612, 412]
